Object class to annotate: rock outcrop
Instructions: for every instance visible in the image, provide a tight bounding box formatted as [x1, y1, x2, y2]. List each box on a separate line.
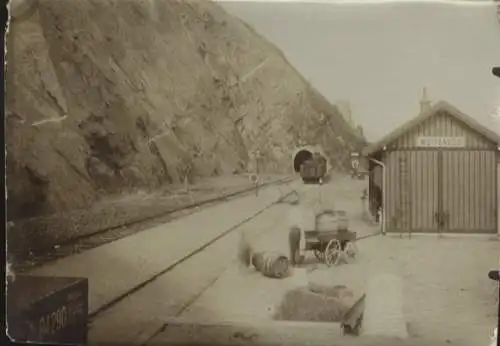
[6, 0, 365, 220]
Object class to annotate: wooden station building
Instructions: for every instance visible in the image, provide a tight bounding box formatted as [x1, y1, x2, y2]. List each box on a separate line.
[363, 95, 500, 234]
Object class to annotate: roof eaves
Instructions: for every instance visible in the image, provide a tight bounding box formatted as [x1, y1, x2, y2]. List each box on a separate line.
[439, 101, 500, 145]
[362, 102, 442, 156]
[363, 101, 500, 156]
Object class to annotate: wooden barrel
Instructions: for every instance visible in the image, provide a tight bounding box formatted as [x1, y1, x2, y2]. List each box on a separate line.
[251, 252, 290, 278]
[315, 210, 339, 233]
[316, 210, 350, 233]
[288, 227, 302, 266]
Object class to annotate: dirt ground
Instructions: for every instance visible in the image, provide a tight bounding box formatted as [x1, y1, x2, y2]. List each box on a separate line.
[308, 235, 499, 345]
[157, 176, 372, 323]
[155, 175, 499, 346]
[8, 173, 285, 270]
[28, 172, 496, 345]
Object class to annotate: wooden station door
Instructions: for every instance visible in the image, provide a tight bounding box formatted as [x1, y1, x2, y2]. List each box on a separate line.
[441, 150, 497, 233]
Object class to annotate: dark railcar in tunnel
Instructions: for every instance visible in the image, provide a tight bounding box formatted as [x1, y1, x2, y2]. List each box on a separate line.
[299, 152, 327, 184]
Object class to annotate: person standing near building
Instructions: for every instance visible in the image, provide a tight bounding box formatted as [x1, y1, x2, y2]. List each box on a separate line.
[288, 201, 305, 265]
[488, 256, 499, 346]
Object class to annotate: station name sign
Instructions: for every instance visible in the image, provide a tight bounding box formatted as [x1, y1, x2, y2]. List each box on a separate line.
[416, 136, 466, 148]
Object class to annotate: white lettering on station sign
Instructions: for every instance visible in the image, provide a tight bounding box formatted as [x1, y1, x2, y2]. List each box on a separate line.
[416, 136, 466, 148]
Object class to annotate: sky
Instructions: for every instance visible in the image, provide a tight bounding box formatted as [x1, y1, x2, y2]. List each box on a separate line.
[219, 0, 500, 141]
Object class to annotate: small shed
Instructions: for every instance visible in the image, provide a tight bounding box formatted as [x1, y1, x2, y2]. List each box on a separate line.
[363, 101, 500, 234]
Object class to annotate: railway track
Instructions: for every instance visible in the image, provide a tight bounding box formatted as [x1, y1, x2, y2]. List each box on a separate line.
[15, 177, 294, 273]
[137, 193, 309, 346]
[140, 235, 381, 345]
[86, 183, 298, 323]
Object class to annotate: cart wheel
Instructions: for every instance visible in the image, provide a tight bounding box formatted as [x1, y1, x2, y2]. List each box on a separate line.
[324, 240, 341, 267]
[289, 227, 302, 266]
[291, 251, 302, 265]
[343, 324, 352, 335]
[313, 249, 325, 262]
[291, 247, 303, 265]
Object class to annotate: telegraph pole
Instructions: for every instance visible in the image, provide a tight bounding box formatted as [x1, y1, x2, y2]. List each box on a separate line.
[254, 150, 261, 196]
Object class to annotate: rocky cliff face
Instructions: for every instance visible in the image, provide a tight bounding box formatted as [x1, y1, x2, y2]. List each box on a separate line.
[6, 0, 365, 221]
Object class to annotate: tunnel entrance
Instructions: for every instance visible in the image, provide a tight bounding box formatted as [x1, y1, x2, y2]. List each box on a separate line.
[293, 150, 313, 172]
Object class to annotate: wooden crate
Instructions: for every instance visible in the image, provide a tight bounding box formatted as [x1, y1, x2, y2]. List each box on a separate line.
[7, 275, 88, 345]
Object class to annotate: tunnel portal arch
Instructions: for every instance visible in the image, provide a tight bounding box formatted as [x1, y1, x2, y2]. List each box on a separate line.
[292, 145, 330, 173]
[293, 150, 313, 172]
